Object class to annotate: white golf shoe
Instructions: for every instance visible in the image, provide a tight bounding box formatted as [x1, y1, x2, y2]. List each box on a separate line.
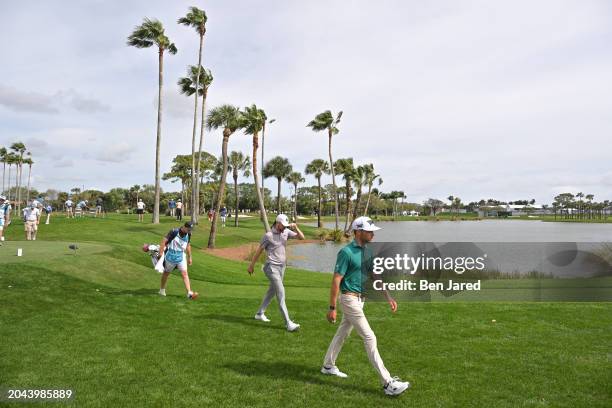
[321, 366, 348, 378]
[286, 321, 300, 332]
[159, 289, 166, 297]
[254, 313, 270, 322]
[383, 377, 410, 396]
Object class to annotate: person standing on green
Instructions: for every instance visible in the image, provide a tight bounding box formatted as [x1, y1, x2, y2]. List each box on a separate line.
[320, 216, 410, 396]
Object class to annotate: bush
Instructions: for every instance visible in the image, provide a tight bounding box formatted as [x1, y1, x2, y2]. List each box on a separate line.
[328, 229, 345, 242]
[315, 228, 329, 242]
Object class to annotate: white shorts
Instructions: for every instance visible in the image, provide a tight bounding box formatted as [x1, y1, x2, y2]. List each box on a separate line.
[163, 258, 187, 273]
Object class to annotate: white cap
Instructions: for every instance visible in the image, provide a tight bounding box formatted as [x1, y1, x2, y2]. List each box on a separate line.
[275, 214, 291, 227]
[351, 216, 381, 232]
[0, 195, 5, 201]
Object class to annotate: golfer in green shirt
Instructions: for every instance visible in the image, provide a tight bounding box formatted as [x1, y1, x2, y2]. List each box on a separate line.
[321, 216, 410, 396]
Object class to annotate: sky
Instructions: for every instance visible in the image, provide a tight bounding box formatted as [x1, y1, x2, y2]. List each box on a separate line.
[1, 0, 611, 205]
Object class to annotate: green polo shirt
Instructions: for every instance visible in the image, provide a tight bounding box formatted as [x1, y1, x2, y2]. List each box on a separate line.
[335, 239, 371, 293]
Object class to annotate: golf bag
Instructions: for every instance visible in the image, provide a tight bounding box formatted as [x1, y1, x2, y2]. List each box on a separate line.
[142, 244, 165, 273]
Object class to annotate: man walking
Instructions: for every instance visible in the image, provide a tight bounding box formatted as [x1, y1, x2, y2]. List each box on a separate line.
[158, 222, 199, 300]
[95, 196, 105, 218]
[168, 198, 176, 217]
[248, 214, 304, 332]
[176, 199, 183, 221]
[136, 199, 145, 222]
[0, 195, 11, 243]
[65, 198, 74, 218]
[23, 201, 41, 241]
[220, 206, 227, 227]
[321, 216, 410, 396]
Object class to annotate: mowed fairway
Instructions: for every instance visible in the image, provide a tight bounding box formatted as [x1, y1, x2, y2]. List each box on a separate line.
[0, 215, 610, 407]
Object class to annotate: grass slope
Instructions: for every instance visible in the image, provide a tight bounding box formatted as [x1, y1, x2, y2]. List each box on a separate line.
[0, 214, 610, 407]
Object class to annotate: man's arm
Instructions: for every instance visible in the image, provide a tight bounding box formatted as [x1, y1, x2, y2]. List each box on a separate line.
[247, 245, 265, 275]
[159, 237, 168, 256]
[186, 243, 192, 266]
[289, 223, 305, 240]
[327, 273, 343, 323]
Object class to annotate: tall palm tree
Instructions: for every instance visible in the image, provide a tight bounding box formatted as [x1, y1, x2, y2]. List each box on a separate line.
[178, 64, 213, 215]
[447, 195, 454, 217]
[240, 105, 270, 231]
[307, 110, 343, 231]
[350, 165, 367, 224]
[285, 171, 305, 222]
[194, 69, 213, 217]
[261, 116, 275, 197]
[363, 164, 381, 216]
[305, 159, 330, 227]
[24, 156, 33, 203]
[263, 156, 292, 214]
[576, 192, 584, 220]
[228, 151, 251, 227]
[128, 18, 177, 224]
[206, 104, 242, 248]
[10, 142, 26, 212]
[6, 153, 17, 201]
[0, 147, 7, 194]
[178, 7, 207, 224]
[334, 157, 354, 233]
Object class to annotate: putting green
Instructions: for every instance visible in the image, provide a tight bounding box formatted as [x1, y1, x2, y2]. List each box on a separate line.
[0, 240, 111, 263]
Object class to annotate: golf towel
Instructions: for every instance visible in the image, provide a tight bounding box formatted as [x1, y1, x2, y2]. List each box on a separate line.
[154, 252, 165, 273]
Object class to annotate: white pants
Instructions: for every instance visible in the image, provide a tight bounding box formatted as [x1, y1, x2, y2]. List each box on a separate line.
[257, 262, 291, 324]
[323, 294, 392, 385]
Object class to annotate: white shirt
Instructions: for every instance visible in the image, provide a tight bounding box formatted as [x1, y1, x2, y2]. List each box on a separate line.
[23, 207, 41, 222]
[137, 201, 145, 210]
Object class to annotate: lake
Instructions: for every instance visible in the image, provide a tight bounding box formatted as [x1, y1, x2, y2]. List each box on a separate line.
[289, 220, 612, 274]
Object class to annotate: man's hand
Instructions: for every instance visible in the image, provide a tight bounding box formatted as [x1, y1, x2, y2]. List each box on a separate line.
[247, 264, 254, 275]
[327, 309, 337, 323]
[388, 298, 398, 313]
[188, 257, 193, 266]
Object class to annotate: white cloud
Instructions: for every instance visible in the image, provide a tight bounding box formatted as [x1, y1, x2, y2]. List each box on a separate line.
[95, 142, 135, 163]
[0, 0, 610, 203]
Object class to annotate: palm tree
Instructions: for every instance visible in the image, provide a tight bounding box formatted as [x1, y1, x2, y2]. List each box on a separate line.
[206, 104, 242, 248]
[261, 116, 275, 197]
[334, 157, 354, 233]
[241, 104, 270, 231]
[576, 192, 584, 220]
[228, 151, 251, 227]
[305, 159, 330, 227]
[285, 171, 305, 222]
[24, 156, 33, 203]
[0, 147, 7, 194]
[128, 18, 177, 224]
[350, 165, 367, 224]
[447, 195, 454, 217]
[10, 142, 26, 212]
[178, 7, 207, 224]
[178, 64, 213, 216]
[307, 110, 343, 231]
[194, 69, 213, 217]
[363, 164, 381, 216]
[6, 153, 17, 201]
[263, 156, 293, 214]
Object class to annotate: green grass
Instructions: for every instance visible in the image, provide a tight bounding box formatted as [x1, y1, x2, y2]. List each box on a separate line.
[0, 214, 611, 407]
